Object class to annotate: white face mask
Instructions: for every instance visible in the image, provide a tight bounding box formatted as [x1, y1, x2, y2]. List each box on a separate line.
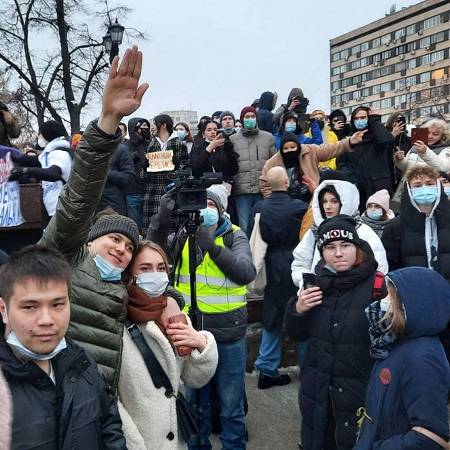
[136, 272, 169, 297]
[7, 330, 67, 361]
[38, 135, 49, 149]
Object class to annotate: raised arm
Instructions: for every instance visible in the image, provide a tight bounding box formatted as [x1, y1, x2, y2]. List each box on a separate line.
[39, 46, 149, 262]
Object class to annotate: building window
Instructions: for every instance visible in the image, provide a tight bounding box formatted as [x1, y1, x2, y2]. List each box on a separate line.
[351, 44, 361, 55]
[371, 100, 381, 110]
[332, 81, 340, 91]
[431, 50, 445, 63]
[361, 41, 369, 52]
[432, 68, 445, 80]
[341, 49, 349, 59]
[407, 59, 417, 70]
[381, 33, 391, 45]
[421, 54, 431, 65]
[372, 37, 381, 48]
[420, 72, 431, 83]
[420, 36, 431, 49]
[406, 24, 416, 35]
[332, 52, 340, 62]
[431, 86, 444, 97]
[395, 28, 406, 39]
[395, 61, 406, 72]
[423, 15, 441, 30]
[381, 98, 392, 109]
[351, 60, 361, 70]
[360, 57, 370, 67]
[431, 31, 445, 44]
[406, 75, 417, 86]
[421, 106, 431, 116]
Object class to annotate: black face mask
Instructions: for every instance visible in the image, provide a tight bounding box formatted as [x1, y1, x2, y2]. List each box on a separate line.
[316, 119, 325, 130]
[281, 149, 300, 168]
[138, 128, 150, 139]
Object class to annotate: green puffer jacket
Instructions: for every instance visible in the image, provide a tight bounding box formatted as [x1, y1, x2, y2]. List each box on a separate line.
[39, 121, 127, 390]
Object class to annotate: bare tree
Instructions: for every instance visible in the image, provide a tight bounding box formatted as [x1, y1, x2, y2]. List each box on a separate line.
[0, 0, 144, 133]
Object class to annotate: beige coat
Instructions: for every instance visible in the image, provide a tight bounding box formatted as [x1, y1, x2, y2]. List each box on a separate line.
[118, 319, 218, 450]
[259, 139, 352, 197]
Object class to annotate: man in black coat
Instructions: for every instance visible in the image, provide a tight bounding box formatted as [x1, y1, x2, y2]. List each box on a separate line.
[98, 134, 135, 216]
[0, 245, 126, 450]
[250, 166, 307, 389]
[336, 106, 395, 209]
[123, 117, 151, 228]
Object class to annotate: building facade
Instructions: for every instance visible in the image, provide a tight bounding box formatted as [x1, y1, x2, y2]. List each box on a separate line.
[160, 110, 198, 132]
[330, 0, 450, 124]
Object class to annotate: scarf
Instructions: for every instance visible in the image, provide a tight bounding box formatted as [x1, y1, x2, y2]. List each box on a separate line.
[127, 285, 167, 324]
[365, 300, 396, 359]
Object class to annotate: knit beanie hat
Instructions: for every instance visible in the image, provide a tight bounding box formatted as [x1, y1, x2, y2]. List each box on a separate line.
[87, 214, 140, 250]
[207, 184, 229, 216]
[40, 120, 68, 142]
[219, 111, 235, 124]
[317, 215, 362, 254]
[240, 106, 257, 122]
[280, 132, 300, 150]
[366, 189, 395, 219]
[319, 169, 349, 184]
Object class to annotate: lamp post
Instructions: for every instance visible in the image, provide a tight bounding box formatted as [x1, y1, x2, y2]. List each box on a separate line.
[102, 19, 125, 64]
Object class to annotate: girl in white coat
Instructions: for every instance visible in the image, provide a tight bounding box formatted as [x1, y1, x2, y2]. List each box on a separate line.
[118, 241, 218, 450]
[291, 179, 388, 289]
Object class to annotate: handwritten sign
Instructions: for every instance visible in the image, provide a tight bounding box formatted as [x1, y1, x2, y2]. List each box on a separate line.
[0, 151, 24, 227]
[146, 150, 175, 173]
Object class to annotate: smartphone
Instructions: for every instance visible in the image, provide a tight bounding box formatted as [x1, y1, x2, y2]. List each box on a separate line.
[168, 314, 192, 356]
[411, 127, 428, 145]
[396, 116, 406, 126]
[303, 273, 317, 290]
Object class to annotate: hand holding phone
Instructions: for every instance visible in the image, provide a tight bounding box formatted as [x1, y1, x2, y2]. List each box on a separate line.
[303, 273, 317, 290]
[167, 314, 192, 356]
[411, 127, 428, 145]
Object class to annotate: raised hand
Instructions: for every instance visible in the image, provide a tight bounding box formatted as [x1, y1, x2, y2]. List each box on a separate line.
[350, 130, 367, 146]
[98, 46, 149, 134]
[392, 122, 406, 138]
[206, 134, 225, 153]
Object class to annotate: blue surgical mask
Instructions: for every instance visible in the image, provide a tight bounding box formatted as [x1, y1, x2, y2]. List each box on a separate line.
[367, 208, 383, 220]
[177, 130, 186, 141]
[411, 185, 438, 205]
[7, 330, 67, 361]
[200, 207, 219, 227]
[354, 119, 368, 130]
[243, 118, 257, 129]
[136, 272, 169, 298]
[285, 123, 296, 133]
[444, 187, 450, 197]
[93, 254, 124, 281]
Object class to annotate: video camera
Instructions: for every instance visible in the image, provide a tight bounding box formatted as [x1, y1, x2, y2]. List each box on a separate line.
[166, 165, 223, 212]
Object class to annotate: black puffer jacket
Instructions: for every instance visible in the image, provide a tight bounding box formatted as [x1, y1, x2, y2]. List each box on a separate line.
[336, 113, 395, 208]
[98, 144, 135, 215]
[0, 338, 126, 450]
[382, 186, 450, 282]
[189, 138, 239, 182]
[285, 246, 385, 450]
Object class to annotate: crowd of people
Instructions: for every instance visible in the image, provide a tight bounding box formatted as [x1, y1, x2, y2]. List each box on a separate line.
[0, 45, 450, 450]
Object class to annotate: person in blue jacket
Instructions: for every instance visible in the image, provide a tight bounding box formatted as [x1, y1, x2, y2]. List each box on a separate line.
[273, 111, 322, 150]
[355, 266, 450, 450]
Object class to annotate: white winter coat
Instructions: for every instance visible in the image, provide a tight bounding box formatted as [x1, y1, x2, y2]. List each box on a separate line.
[291, 179, 389, 288]
[118, 318, 218, 450]
[394, 144, 450, 174]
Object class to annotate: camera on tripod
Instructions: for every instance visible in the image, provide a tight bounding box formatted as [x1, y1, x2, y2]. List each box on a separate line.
[167, 165, 223, 212]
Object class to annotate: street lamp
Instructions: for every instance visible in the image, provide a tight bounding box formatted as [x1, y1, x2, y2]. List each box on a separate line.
[102, 19, 125, 64]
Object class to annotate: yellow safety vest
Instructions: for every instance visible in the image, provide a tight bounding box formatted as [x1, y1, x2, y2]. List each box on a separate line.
[176, 226, 247, 314]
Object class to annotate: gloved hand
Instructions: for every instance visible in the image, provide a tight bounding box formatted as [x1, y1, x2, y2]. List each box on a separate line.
[8, 167, 26, 181]
[196, 226, 219, 257]
[156, 192, 176, 226]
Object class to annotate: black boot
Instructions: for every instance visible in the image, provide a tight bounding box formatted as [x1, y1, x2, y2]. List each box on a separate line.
[257, 373, 292, 389]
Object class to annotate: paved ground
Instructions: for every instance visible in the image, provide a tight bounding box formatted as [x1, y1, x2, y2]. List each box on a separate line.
[211, 367, 301, 450]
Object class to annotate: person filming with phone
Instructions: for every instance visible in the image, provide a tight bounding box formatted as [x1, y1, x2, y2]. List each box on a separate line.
[117, 240, 218, 449]
[285, 215, 386, 450]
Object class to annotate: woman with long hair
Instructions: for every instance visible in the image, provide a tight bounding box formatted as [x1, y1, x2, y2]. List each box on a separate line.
[175, 122, 194, 154]
[355, 267, 450, 449]
[118, 240, 218, 449]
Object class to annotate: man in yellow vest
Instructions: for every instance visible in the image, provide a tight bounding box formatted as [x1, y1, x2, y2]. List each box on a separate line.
[148, 183, 256, 450]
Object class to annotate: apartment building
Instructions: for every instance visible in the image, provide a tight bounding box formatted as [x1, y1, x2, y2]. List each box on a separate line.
[330, 0, 450, 123]
[160, 110, 198, 131]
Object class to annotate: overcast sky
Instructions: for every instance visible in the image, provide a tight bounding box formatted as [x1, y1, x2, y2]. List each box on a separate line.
[109, 0, 418, 122]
